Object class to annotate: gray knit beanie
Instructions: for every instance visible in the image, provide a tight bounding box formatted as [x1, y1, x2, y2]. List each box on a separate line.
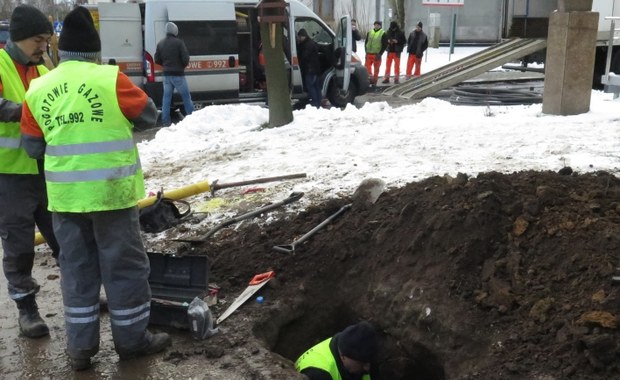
[165, 22, 178, 36]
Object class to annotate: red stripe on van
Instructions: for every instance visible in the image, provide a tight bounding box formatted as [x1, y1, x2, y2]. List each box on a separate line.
[186, 59, 238, 71]
[117, 61, 143, 72]
[153, 59, 240, 72]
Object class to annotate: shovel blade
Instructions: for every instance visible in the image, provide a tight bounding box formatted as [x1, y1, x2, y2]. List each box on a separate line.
[352, 178, 385, 205]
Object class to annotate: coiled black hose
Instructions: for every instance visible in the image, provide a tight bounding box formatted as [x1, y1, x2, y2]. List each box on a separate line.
[448, 81, 543, 105]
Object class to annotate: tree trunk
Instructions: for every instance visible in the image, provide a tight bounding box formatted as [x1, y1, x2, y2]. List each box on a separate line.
[389, 0, 406, 30]
[259, 20, 293, 128]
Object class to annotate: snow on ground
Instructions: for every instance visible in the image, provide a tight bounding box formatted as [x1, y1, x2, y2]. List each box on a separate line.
[136, 45, 620, 226]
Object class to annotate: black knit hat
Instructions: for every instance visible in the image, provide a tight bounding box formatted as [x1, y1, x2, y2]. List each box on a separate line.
[417, 21, 423, 28]
[59, 6, 101, 53]
[337, 321, 378, 363]
[9, 5, 53, 42]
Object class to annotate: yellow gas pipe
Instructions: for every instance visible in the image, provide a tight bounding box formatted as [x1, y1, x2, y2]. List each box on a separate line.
[34, 179, 212, 246]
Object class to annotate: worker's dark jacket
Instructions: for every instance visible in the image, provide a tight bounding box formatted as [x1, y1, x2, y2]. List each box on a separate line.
[407, 30, 429, 58]
[386, 27, 406, 54]
[297, 38, 321, 76]
[155, 34, 190, 76]
[352, 28, 362, 52]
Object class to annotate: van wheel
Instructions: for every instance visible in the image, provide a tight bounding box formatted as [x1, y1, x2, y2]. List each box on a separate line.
[327, 79, 358, 108]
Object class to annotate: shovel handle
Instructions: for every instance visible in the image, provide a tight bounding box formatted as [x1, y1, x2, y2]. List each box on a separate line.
[211, 173, 307, 195]
[179, 192, 304, 243]
[293, 203, 351, 244]
[249, 271, 275, 285]
[272, 245, 294, 254]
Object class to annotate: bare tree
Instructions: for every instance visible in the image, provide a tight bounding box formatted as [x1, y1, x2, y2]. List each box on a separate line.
[0, 0, 72, 24]
[0, 0, 13, 20]
[389, 0, 405, 29]
[337, 0, 374, 36]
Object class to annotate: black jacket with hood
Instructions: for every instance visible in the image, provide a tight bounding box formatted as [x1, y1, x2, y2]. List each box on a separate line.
[386, 21, 406, 55]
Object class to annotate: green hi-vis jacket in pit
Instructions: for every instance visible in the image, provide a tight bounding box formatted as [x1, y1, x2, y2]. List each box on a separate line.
[295, 337, 372, 380]
[26, 61, 145, 212]
[0, 49, 48, 174]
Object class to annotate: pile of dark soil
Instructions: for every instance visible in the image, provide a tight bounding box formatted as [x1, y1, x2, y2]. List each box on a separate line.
[163, 170, 620, 379]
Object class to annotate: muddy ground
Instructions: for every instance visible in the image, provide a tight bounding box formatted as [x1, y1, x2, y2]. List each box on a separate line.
[3, 169, 620, 379]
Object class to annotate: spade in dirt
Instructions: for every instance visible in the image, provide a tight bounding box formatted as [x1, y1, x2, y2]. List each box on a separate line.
[272, 178, 385, 254]
[174, 192, 304, 244]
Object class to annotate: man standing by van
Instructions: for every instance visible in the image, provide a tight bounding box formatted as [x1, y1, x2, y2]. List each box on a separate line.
[155, 22, 193, 126]
[297, 29, 322, 108]
[0, 4, 60, 339]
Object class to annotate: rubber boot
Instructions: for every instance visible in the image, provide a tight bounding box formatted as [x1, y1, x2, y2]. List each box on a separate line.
[118, 332, 172, 360]
[16, 295, 49, 338]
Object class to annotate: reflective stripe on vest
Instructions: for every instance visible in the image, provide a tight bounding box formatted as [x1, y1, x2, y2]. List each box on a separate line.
[26, 61, 145, 212]
[366, 29, 385, 54]
[295, 338, 372, 380]
[0, 50, 47, 174]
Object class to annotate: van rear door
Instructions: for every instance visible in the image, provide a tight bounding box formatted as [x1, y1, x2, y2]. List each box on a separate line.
[93, 3, 143, 86]
[167, 2, 239, 103]
[336, 15, 352, 92]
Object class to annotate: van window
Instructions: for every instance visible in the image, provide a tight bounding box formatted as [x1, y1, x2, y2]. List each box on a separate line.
[295, 18, 333, 45]
[175, 20, 237, 56]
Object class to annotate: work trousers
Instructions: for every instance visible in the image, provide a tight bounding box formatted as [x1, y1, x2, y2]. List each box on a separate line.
[303, 73, 322, 108]
[406, 55, 423, 78]
[161, 74, 194, 126]
[0, 171, 59, 301]
[364, 53, 382, 83]
[384, 52, 401, 80]
[53, 207, 151, 359]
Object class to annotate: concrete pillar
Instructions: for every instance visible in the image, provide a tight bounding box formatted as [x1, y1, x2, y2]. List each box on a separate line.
[542, 9, 598, 115]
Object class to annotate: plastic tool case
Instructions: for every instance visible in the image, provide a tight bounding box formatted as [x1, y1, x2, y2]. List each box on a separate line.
[147, 252, 209, 329]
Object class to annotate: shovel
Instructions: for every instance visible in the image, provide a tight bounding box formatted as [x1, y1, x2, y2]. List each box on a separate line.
[272, 203, 352, 254]
[272, 178, 385, 254]
[174, 192, 304, 243]
[216, 271, 275, 325]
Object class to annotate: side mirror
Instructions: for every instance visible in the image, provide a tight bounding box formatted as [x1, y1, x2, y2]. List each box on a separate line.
[228, 56, 235, 67]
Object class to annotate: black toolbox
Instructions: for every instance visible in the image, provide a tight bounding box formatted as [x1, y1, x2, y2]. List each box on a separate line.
[147, 252, 209, 329]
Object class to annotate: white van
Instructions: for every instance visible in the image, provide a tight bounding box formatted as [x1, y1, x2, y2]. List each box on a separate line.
[86, 0, 369, 110]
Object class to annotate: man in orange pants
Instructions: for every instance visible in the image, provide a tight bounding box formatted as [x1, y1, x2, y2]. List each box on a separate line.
[405, 22, 429, 79]
[382, 21, 406, 84]
[364, 21, 387, 85]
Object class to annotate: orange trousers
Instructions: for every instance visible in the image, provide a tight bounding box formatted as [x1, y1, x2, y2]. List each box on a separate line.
[384, 52, 401, 79]
[406, 55, 422, 78]
[365, 53, 382, 83]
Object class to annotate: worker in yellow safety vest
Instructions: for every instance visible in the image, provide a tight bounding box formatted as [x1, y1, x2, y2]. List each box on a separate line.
[296, 321, 379, 380]
[20, 6, 170, 371]
[0, 4, 60, 340]
[364, 21, 388, 85]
